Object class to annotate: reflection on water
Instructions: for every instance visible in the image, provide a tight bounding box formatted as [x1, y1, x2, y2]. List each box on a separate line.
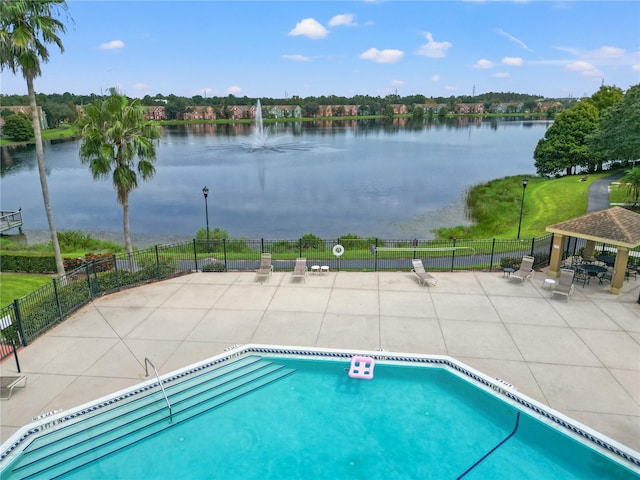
[0, 118, 549, 246]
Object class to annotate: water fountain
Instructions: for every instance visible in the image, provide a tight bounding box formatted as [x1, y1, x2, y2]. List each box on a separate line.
[242, 99, 310, 153]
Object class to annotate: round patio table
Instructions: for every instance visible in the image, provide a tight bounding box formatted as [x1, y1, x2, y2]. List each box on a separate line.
[597, 255, 616, 266]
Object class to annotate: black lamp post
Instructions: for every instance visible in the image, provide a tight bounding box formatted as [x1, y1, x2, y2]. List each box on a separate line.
[517, 177, 528, 239]
[202, 186, 210, 252]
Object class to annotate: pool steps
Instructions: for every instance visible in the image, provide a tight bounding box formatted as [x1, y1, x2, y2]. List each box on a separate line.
[8, 356, 294, 479]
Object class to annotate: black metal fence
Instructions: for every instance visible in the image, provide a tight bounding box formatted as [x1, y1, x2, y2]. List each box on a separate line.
[0, 234, 559, 361]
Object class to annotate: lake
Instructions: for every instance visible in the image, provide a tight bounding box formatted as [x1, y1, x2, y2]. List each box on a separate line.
[0, 117, 549, 246]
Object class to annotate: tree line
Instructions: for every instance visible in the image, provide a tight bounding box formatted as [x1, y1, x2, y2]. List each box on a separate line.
[533, 84, 640, 177]
[1, 90, 570, 127]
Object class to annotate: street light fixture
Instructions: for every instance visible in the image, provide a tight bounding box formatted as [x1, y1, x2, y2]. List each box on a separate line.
[202, 186, 210, 252]
[517, 177, 529, 239]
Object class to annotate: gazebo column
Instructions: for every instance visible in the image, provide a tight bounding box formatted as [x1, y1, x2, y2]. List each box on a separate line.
[610, 247, 629, 295]
[583, 240, 597, 258]
[548, 234, 566, 278]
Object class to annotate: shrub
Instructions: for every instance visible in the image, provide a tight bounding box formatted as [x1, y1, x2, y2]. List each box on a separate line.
[300, 233, 324, 250]
[202, 262, 226, 272]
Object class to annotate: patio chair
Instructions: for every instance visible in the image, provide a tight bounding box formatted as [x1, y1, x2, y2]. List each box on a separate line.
[291, 257, 307, 282]
[411, 259, 438, 287]
[255, 253, 273, 281]
[551, 268, 575, 301]
[574, 267, 590, 287]
[509, 255, 535, 284]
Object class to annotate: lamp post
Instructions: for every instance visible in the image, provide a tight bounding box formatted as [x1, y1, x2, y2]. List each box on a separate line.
[202, 186, 210, 252]
[517, 177, 528, 239]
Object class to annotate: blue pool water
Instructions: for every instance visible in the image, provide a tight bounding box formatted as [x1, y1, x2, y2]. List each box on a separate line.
[2, 351, 638, 479]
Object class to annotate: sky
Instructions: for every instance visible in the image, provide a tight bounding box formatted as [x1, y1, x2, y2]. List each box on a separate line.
[2, 0, 639, 100]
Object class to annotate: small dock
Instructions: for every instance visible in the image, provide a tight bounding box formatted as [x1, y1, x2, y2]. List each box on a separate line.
[0, 209, 23, 233]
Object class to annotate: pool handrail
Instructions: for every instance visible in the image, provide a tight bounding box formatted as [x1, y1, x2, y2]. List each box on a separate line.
[144, 357, 173, 423]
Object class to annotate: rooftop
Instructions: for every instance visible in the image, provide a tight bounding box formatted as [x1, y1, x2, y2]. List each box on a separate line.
[1, 270, 638, 453]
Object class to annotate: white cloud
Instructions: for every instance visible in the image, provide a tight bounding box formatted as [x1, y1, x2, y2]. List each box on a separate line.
[417, 32, 452, 59]
[566, 61, 601, 77]
[493, 72, 510, 78]
[283, 54, 311, 62]
[359, 48, 404, 64]
[633, 64, 640, 71]
[99, 40, 124, 50]
[289, 18, 328, 39]
[328, 14, 356, 27]
[474, 59, 494, 69]
[391, 79, 404, 86]
[502, 56, 523, 66]
[227, 85, 241, 94]
[495, 29, 531, 51]
[431, 74, 440, 82]
[585, 46, 625, 59]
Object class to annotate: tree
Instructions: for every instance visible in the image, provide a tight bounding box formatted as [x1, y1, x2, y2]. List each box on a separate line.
[588, 84, 640, 164]
[3, 112, 33, 140]
[590, 85, 624, 112]
[533, 101, 600, 176]
[78, 88, 161, 258]
[0, 0, 69, 276]
[619, 167, 640, 206]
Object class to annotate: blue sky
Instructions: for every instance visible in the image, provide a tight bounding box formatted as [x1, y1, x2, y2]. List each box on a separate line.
[3, 0, 639, 99]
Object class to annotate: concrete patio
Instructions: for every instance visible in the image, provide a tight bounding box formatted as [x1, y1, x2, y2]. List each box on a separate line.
[1, 270, 639, 454]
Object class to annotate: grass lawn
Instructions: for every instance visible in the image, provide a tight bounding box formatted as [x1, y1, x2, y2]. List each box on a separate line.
[0, 273, 53, 305]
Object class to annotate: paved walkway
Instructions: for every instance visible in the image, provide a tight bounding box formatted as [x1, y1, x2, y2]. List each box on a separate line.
[588, 170, 626, 212]
[1, 270, 639, 453]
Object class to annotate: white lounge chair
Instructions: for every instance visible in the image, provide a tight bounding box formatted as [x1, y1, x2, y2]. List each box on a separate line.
[509, 255, 534, 284]
[291, 257, 307, 282]
[411, 259, 438, 286]
[255, 253, 273, 281]
[551, 268, 575, 300]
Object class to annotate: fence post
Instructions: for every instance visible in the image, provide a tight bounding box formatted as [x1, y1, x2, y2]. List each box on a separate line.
[193, 239, 199, 272]
[489, 238, 496, 272]
[85, 262, 93, 300]
[261, 238, 264, 254]
[299, 238, 302, 259]
[52, 278, 63, 320]
[374, 238, 378, 272]
[12, 299, 27, 347]
[155, 245, 161, 279]
[450, 238, 457, 272]
[223, 238, 228, 270]
[113, 254, 120, 290]
[529, 237, 536, 258]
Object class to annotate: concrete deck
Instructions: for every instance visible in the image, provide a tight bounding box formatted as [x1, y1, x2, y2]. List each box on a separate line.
[1, 270, 639, 453]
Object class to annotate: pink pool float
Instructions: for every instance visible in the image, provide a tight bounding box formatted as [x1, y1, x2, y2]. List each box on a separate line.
[348, 356, 375, 380]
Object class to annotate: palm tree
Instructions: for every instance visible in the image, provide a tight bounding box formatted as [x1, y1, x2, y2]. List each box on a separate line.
[620, 167, 640, 207]
[0, 0, 70, 276]
[78, 88, 161, 258]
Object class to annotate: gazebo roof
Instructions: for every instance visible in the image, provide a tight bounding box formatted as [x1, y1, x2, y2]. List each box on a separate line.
[546, 206, 640, 248]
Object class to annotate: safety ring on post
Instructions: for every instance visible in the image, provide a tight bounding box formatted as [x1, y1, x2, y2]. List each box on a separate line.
[332, 244, 345, 257]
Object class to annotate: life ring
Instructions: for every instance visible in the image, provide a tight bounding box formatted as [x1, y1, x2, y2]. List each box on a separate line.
[332, 244, 345, 257]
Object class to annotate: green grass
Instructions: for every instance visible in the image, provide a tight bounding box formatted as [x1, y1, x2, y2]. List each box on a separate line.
[0, 273, 53, 305]
[436, 171, 622, 240]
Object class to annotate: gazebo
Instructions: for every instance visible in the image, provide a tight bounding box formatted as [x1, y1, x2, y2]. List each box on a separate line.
[546, 206, 640, 294]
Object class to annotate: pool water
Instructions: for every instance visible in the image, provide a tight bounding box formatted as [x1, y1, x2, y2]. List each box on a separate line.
[17, 355, 633, 480]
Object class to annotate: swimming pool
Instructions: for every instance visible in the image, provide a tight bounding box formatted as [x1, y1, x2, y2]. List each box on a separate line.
[1, 345, 639, 479]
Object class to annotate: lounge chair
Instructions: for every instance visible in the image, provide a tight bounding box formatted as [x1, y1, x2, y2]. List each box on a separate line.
[509, 255, 535, 284]
[411, 259, 438, 286]
[291, 257, 307, 282]
[551, 268, 575, 300]
[255, 253, 273, 281]
[0, 376, 27, 400]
